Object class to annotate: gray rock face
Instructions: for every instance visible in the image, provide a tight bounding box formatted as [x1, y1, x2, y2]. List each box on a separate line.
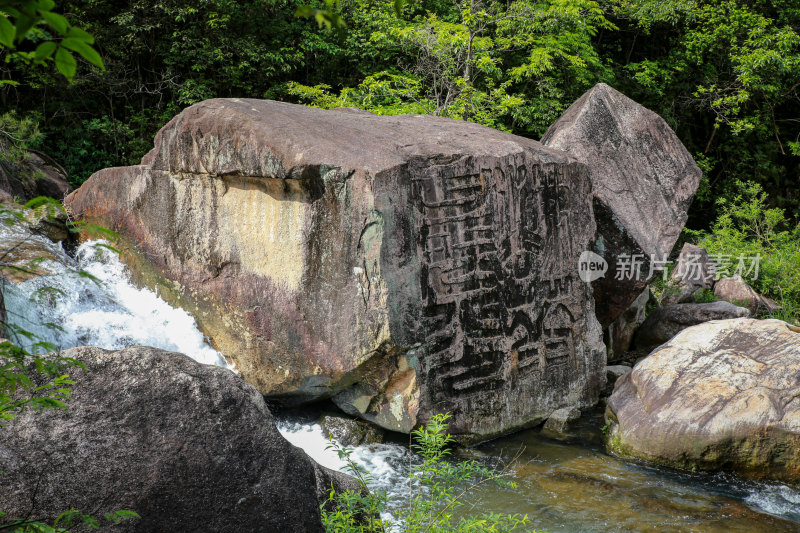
[0, 150, 72, 201]
[634, 301, 750, 351]
[603, 365, 632, 397]
[0, 346, 358, 532]
[663, 243, 714, 305]
[542, 406, 581, 435]
[320, 414, 385, 446]
[607, 319, 800, 482]
[65, 98, 606, 443]
[542, 83, 702, 326]
[714, 274, 780, 315]
[605, 289, 649, 362]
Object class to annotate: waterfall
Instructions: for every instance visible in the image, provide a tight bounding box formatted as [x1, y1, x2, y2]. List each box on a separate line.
[1, 230, 227, 367]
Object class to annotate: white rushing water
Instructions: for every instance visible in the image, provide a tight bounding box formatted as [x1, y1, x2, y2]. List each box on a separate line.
[277, 421, 411, 506]
[3, 235, 227, 367]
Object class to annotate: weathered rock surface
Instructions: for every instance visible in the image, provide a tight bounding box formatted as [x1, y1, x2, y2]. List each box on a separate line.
[0, 345, 358, 532]
[0, 150, 72, 201]
[603, 365, 631, 397]
[320, 414, 385, 446]
[65, 98, 605, 442]
[542, 406, 581, 436]
[663, 243, 714, 305]
[633, 301, 749, 351]
[714, 274, 780, 315]
[0, 217, 67, 282]
[606, 319, 800, 482]
[25, 201, 71, 242]
[605, 288, 649, 363]
[542, 83, 702, 326]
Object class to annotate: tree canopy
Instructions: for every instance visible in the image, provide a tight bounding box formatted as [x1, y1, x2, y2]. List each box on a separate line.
[0, 0, 797, 227]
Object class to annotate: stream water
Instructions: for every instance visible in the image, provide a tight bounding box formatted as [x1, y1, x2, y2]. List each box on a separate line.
[3, 229, 799, 532]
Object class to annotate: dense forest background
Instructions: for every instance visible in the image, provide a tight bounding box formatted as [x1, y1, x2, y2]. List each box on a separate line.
[1, 0, 798, 229]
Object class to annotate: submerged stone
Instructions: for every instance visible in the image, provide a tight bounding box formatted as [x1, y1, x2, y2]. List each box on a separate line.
[542, 406, 582, 436]
[320, 414, 385, 446]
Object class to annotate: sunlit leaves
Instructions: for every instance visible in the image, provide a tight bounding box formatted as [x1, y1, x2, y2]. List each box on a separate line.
[0, 0, 105, 81]
[296, 0, 348, 41]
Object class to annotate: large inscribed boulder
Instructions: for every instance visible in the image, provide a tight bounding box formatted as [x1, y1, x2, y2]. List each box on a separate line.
[542, 83, 702, 326]
[65, 99, 605, 442]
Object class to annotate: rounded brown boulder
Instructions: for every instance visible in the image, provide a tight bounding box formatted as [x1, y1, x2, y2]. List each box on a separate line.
[606, 318, 800, 482]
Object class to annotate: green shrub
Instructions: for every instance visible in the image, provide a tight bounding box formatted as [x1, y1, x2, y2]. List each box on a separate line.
[687, 181, 800, 324]
[693, 289, 717, 303]
[322, 412, 535, 533]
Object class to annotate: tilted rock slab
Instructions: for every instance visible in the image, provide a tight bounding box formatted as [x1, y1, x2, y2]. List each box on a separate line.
[606, 319, 800, 482]
[0, 346, 358, 532]
[633, 300, 750, 352]
[65, 99, 605, 442]
[543, 83, 702, 326]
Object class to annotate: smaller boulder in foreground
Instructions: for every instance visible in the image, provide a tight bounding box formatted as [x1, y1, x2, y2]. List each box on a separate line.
[0, 346, 357, 532]
[607, 318, 800, 482]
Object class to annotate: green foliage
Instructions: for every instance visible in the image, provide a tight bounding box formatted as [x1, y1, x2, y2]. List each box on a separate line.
[0, 339, 78, 425]
[692, 288, 716, 303]
[603, 0, 800, 223]
[322, 413, 532, 533]
[0, 0, 797, 227]
[0, 507, 140, 531]
[290, 0, 612, 133]
[0, 111, 43, 162]
[688, 181, 800, 324]
[0, 0, 104, 82]
[296, 0, 348, 42]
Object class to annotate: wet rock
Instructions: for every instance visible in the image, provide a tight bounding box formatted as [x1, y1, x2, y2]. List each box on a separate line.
[714, 274, 780, 315]
[605, 288, 649, 363]
[603, 365, 631, 397]
[0, 150, 72, 201]
[0, 346, 358, 532]
[26, 202, 70, 242]
[542, 83, 702, 326]
[662, 244, 715, 305]
[543, 406, 581, 436]
[65, 98, 605, 443]
[320, 414, 384, 446]
[606, 318, 800, 482]
[0, 219, 67, 282]
[633, 301, 749, 352]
